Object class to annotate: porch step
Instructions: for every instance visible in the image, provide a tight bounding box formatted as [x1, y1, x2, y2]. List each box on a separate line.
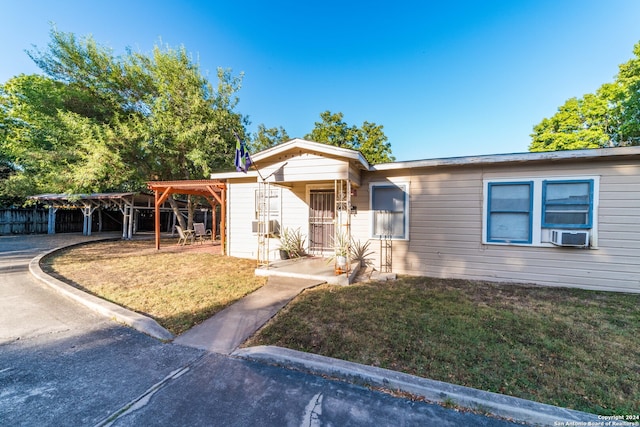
[255, 257, 360, 286]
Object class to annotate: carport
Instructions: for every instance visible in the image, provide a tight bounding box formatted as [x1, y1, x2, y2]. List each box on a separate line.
[147, 180, 226, 253]
[30, 192, 156, 239]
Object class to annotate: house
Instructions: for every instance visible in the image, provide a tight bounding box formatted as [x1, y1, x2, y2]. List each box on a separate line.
[210, 138, 640, 293]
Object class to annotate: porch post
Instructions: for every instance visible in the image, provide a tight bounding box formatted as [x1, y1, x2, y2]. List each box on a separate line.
[154, 190, 161, 250]
[212, 204, 217, 241]
[127, 204, 134, 239]
[121, 203, 129, 240]
[82, 205, 93, 236]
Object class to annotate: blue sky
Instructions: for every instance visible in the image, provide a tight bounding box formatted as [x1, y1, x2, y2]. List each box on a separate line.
[2, 1, 640, 161]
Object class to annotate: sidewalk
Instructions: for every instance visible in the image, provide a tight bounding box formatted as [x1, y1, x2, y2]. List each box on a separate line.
[27, 235, 603, 426]
[173, 276, 325, 353]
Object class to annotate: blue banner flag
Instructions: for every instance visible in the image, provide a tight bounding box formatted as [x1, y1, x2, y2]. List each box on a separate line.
[234, 132, 251, 173]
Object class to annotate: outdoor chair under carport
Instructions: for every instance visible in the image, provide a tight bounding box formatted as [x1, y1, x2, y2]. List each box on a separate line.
[176, 225, 195, 246]
[193, 222, 212, 244]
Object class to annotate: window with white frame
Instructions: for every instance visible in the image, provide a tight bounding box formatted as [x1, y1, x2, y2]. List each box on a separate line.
[483, 177, 598, 246]
[487, 182, 533, 243]
[370, 183, 408, 239]
[255, 188, 280, 219]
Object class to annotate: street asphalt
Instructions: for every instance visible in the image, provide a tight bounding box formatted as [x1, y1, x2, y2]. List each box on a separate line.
[0, 232, 605, 426]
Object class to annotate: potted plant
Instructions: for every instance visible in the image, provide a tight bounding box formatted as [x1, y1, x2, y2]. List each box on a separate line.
[278, 227, 307, 259]
[332, 230, 350, 271]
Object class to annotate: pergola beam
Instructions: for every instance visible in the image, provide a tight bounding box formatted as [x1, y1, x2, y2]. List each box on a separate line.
[147, 180, 227, 253]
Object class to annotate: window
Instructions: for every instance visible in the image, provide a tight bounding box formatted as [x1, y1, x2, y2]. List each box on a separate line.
[371, 183, 408, 239]
[255, 188, 280, 219]
[542, 180, 593, 228]
[483, 177, 599, 247]
[487, 182, 533, 243]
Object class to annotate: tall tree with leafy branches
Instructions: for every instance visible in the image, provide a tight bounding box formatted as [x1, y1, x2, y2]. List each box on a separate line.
[0, 28, 247, 214]
[530, 41, 640, 151]
[249, 124, 290, 152]
[305, 110, 394, 164]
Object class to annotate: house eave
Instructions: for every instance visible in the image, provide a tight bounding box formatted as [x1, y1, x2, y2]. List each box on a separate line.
[371, 146, 640, 171]
[210, 170, 259, 180]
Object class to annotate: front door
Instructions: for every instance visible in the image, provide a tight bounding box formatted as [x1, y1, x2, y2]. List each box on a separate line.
[309, 190, 335, 255]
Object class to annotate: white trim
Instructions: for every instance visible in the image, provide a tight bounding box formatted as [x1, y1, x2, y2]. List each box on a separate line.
[482, 176, 600, 248]
[369, 180, 410, 241]
[210, 171, 258, 180]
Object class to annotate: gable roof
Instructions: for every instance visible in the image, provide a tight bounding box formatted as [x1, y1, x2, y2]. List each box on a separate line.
[251, 138, 371, 170]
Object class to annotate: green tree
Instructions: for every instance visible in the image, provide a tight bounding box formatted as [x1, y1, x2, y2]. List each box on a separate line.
[357, 120, 395, 164]
[305, 111, 394, 163]
[530, 41, 640, 151]
[612, 43, 640, 145]
[27, 29, 153, 121]
[0, 152, 22, 207]
[1, 28, 247, 212]
[249, 124, 290, 152]
[529, 94, 612, 152]
[1, 74, 83, 196]
[139, 47, 245, 181]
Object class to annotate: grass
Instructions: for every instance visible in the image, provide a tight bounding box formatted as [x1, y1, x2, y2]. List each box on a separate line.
[42, 240, 640, 415]
[244, 277, 640, 416]
[41, 239, 266, 335]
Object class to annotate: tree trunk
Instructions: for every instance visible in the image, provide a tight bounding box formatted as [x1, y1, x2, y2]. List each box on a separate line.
[187, 196, 194, 230]
[167, 197, 187, 230]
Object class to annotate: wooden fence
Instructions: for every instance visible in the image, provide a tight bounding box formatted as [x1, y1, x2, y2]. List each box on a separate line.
[0, 208, 49, 235]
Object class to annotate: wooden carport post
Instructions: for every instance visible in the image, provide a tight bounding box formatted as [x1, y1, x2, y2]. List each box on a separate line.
[205, 184, 226, 255]
[153, 186, 173, 250]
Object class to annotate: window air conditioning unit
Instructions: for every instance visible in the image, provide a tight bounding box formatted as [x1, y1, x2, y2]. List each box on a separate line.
[251, 220, 280, 236]
[550, 229, 589, 247]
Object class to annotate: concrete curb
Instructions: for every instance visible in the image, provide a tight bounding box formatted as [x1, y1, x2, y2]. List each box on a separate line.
[233, 345, 602, 427]
[29, 247, 174, 342]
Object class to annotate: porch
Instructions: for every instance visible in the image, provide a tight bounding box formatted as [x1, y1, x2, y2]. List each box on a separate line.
[255, 256, 361, 286]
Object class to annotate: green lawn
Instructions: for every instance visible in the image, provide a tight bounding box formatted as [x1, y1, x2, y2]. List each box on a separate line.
[245, 277, 640, 416]
[41, 239, 266, 335]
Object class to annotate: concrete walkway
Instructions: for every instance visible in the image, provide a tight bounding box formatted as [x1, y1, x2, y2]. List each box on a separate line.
[174, 276, 325, 354]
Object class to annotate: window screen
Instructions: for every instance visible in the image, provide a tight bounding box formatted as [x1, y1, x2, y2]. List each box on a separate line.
[255, 188, 280, 219]
[372, 185, 406, 239]
[487, 182, 533, 243]
[542, 180, 593, 228]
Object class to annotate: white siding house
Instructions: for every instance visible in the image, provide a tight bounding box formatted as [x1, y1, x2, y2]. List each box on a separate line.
[211, 139, 640, 293]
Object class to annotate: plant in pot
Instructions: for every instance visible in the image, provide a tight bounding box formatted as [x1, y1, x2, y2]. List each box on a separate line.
[332, 230, 350, 272]
[278, 227, 307, 259]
